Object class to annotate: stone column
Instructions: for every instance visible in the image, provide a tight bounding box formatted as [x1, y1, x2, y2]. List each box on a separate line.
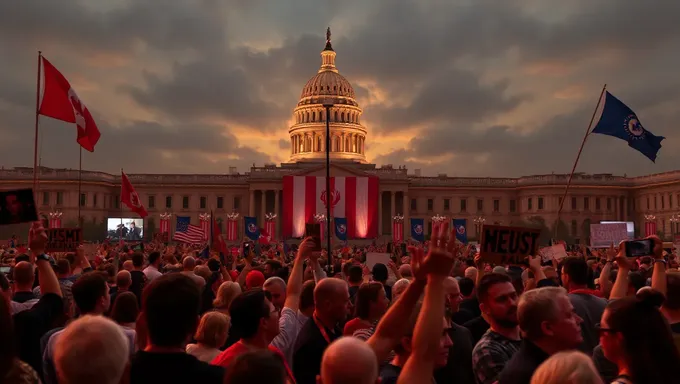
[249, 190, 255, 217]
[378, 191, 383, 236]
[390, 191, 395, 221]
[403, 192, 409, 232]
[260, 190, 266, 225]
[274, 190, 280, 237]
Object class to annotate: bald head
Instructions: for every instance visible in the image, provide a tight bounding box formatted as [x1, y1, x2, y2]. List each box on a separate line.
[320, 337, 378, 384]
[54, 315, 129, 384]
[314, 278, 349, 323]
[464, 266, 478, 281]
[443, 276, 459, 292]
[314, 278, 347, 304]
[13, 261, 34, 287]
[122, 260, 134, 271]
[183, 256, 196, 271]
[116, 270, 132, 289]
[398, 264, 413, 279]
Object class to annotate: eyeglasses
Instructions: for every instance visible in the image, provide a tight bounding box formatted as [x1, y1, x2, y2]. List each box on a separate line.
[594, 323, 617, 335]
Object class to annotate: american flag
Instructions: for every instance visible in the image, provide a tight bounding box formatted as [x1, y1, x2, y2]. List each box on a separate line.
[174, 216, 204, 244]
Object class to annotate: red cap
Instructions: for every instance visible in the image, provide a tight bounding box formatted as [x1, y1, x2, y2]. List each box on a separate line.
[245, 270, 265, 289]
[229, 270, 239, 281]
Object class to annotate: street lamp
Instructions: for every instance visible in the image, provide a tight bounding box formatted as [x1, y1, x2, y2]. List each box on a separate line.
[226, 211, 240, 221]
[474, 216, 486, 239]
[644, 214, 656, 221]
[265, 213, 277, 221]
[323, 99, 333, 253]
[670, 214, 680, 235]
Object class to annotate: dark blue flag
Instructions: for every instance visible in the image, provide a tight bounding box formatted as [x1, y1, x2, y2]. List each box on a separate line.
[591, 91, 665, 162]
[453, 218, 468, 244]
[410, 218, 425, 242]
[244, 216, 260, 241]
[334, 217, 348, 241]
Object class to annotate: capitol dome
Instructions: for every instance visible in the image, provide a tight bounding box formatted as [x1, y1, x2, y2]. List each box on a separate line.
[289, 28, 367, 163]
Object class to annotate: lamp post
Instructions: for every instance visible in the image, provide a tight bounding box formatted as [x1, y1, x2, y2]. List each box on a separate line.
[473, 216, 486, 239]
[670, 214, 680, 235]
[323, 100, 333, 252]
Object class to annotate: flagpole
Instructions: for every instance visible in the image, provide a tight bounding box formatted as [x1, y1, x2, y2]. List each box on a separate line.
[78, 147, 82, 227]
[554, 84, 607, 239]
[33, 51, 42, 195]
[120, 168, 124, 244]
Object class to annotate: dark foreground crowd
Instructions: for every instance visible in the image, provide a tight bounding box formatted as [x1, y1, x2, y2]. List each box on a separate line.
[1, 221, 680, 384]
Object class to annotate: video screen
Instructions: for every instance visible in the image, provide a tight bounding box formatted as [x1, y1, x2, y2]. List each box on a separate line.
[600, 221, 635, 240]
[107, 218, 144, 241]
[0, 188, 38, 226]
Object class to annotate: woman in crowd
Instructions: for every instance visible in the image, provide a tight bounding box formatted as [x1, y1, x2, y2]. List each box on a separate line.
[186, 311, 230, 363]
[343, 281, 389, 336]
[598, 291, 680, 383]
[109, 291, 139, 330]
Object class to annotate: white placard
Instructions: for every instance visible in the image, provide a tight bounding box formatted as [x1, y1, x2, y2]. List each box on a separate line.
[540, 244, 568, 261]
[590, 223, 628, 248]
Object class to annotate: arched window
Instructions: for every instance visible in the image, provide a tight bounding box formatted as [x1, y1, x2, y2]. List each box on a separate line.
[333, 137, 340, 152]
[341, 112, 345, 122]
[317, 136, 323, 151]
[334, 111, 338, 122]
[354, 136, 358, 152]
[299, 136, 304, 152]
[345, 137, 351, 152]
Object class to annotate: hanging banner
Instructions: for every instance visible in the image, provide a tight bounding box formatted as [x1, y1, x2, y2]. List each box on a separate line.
[46, 228, 82, 252]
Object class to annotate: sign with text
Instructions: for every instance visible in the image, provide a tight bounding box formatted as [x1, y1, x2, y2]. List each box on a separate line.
[540, 244, 568, 262]
[479, 224, 541, 265]
[590, 223, 627, 248]
[46, 228, 82, 252]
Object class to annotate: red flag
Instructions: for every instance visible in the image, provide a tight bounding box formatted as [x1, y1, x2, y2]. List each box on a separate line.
[121, 171, 148, 218]
[38, 56, 101, 152]
[258, 227, 270, 245]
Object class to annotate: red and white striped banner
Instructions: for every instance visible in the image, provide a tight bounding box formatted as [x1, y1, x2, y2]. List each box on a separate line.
[645, 221, 657, 237]
[160, 219, 170, 234]
[393, 221, 403, 243]
[265, 220, 276, 241]
[226, 220, 238, 241]
[49, 218, 62, 228]
[319, 220, 326, 242]
[282, 176, 379, 239]
[200, 219, 210, 241]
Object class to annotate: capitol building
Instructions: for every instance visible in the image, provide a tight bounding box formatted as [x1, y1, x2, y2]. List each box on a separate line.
[1, 30, 679, 243]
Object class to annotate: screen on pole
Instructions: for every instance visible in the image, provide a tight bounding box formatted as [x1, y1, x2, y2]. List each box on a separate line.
[600, 221, 634, 240]
[107, 218, 144, 241]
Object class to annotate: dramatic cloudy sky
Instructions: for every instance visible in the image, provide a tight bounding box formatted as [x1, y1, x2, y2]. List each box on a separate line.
[0, 0, 679, 177]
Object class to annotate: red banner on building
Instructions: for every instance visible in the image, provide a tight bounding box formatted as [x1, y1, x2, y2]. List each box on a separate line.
[392, 220, 403, 243]
[645, 221, 657, 237]
[226, 219, 239, 241]
[265, 220, 276, 241]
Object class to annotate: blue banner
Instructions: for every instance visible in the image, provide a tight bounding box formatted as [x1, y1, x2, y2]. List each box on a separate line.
[244, 216, 260, 241]
[410, 218, 425, 242]
[453, 218, 468, 244]
[335, 217, 348, 241]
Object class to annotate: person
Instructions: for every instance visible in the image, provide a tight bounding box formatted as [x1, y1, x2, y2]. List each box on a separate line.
[129, 273, 224, 383]
[180, 256, 205, 289]
[371, 263, 392, 301]
[11, 262, 38, 303]
[343, 282, 389, 336]
[129, 252, 147, 306]
[224, 350, 288, 384]
[186, 312, 229, 363]
[263, 277, 287, 310]
[498, 287, 583, 384]
[530, 351, 603, 384]
[109, 291, 139, 329]
[319, 337, 380, 384]
[143, 252, 162, 282]
[127, 221, 142, 241]
[293, 278, 350, 384]
[109, 270, 132, 313]
[53, 315, 129, 384]
[471, 273, 521, 384]
[598, 291, 680, 384]
[0, 293, 41, 383]
[1, 193, 29, 224]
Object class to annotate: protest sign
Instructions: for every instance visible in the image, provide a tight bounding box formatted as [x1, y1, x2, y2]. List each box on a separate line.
[540, 243, 568, 262]
[590, 223, 627, 248]
[46, 228, 82, 252]
[479, 224, 541, 265]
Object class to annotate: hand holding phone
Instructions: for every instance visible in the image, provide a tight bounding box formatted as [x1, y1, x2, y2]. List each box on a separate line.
[305, 223, 322, 251]
[624, 239, 653, 258]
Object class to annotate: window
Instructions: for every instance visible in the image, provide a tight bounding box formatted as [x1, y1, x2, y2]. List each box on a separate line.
[571, 220, 578, 236]
[182, 196, 189, 209]
[234, 196, 241, 210]
[647, 196, 650, 210]
[200, 196, 207, 209]
[80, 193, 86, 207]
[427, 199, 434, 211]
[165, 196, 172, 209]
[114, 195, 119, 209]
[607, 198, 612, 211]
[584, 198, 590, 210]
[509, 199, 516, 213]
[595, 198, 601, 211]
[654, 195, 657, 210]
[661, 195, 665, 210]
[444, 199, 450, 211]
[217, 196, 224, 209]
[427, 221, 432, 235]
[460, 199, 467, 212]
[57, 192, 63, 206]
[476, 199, 483, 212]
[93, 194, 98, 207]
[538, 197, 544, 210]
[528, 198, 533, 211]
[571, 197, 577, 210]
[493, 199, 500, 212]
[670, 194, 674, 209]
[148, 196, 155, 209]
[410, 198, 417, 211]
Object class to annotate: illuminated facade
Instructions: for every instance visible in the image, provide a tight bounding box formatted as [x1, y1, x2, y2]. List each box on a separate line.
[1, 30, 679, 242]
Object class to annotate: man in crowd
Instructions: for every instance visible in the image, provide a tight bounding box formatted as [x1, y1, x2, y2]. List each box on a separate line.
[471, 273, 521, 384]
[143, 251, 162, 282]
[129, 252, 147, 305]
[53, 315, 129, 384]
[12, 261, 37, 303]
[320, 337, 379, 384]
[498, 286, 583, 384]
[130, 274, 224, 383]
[109, 270, 132, 312]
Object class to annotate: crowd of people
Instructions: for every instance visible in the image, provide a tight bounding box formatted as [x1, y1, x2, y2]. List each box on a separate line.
[1, 221, 679, 384]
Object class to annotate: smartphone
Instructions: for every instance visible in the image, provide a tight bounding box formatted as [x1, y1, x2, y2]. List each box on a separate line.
[243, 243, 251, 257]
[624, 239, 653, 258]
[305, 223, 322, 251]
[0, 266, 10, 275]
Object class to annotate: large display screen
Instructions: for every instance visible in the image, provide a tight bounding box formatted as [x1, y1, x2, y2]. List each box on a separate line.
[600, 221, 635, 240]
[107, 218, 144, 241]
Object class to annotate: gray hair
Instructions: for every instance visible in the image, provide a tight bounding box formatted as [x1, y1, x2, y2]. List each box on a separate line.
[518, 286, 568, 340]
[264, 276, 287, 290]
